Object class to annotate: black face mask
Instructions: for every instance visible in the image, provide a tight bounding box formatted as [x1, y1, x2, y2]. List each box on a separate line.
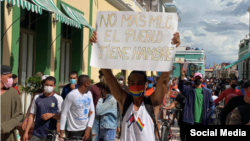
[194, 79, 202, 86]
[231, 84, 237, 89]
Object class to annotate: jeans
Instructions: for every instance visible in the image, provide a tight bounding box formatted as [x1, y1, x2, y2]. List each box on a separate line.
[99, 129, 116, 141]
[92, 119, 99, 141]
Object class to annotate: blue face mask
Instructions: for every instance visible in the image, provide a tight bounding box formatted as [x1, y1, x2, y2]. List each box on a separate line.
[70, 79, 76, 84]
[148, 84, 153, 88]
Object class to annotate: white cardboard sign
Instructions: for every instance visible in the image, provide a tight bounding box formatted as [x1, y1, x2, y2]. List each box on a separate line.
[90, 11, 179, 72]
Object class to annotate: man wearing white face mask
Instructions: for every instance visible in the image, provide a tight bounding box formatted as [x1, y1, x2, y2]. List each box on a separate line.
[1, 65, 23, 141]
[118, 76, 128, 92]
[23, 76, 63, 141]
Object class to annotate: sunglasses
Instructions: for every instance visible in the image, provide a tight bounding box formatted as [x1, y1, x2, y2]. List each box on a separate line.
[148, 81, 152, 83]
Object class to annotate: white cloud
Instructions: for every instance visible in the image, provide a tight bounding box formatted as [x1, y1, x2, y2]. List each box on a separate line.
[175, 0, 249, 65]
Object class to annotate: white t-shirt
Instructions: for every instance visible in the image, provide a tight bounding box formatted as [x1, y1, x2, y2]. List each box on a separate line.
[121, 102, 155, 141]
[60, 89, 95, 131]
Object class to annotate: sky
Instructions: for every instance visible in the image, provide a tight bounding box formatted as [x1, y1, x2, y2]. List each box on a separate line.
[173, 0, 250, 67]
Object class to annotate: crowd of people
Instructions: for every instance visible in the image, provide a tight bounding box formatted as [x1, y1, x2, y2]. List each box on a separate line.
[1, 31, 250, 141]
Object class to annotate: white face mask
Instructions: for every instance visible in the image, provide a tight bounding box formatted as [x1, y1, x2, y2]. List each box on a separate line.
[44, 86, 54, 94]
[118, 80, 123, 84]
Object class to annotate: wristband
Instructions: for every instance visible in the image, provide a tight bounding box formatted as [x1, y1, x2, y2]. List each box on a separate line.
[25, 119, 27, 121]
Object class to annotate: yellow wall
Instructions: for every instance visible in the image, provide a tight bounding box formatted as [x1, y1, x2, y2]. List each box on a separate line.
[153, 71, 157, 76]
[123, 0, 143, 12]
[50, 13, 57, 76]
[2, 1, 13, 66]
[61, 0, 90, 75]
[49, 0, 91, 76]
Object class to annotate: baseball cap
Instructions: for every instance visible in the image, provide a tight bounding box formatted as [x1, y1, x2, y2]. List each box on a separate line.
[148, 77, 154, 82]
[1, 65, 12, 75]
[42, 75, 49, 81]
[118, 75, 124, 80]
[193, 72, 202, 79]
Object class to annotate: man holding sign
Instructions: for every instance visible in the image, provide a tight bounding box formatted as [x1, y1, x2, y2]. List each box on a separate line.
[90, 11, 180, 141]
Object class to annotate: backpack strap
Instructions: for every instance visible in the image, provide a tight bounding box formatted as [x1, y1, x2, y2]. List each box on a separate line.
[144, 96, 161, 141]
[121, 94, 133, 121]
[119, 94, 133, 139]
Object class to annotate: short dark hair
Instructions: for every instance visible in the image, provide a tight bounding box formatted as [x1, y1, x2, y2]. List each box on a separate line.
[128, 71, 147, 83]
[12, 74, 17, 79]
[78, 75, 90, 87]
[101, 76, 111, 93]
[69, 71, 78, 77]
[99, 70, 103, 76]
[230, 78, 237, 82]
[45, 76, 56, 84]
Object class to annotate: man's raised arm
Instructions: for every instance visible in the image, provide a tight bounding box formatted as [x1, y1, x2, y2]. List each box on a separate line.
[151, 32, 181, 106]
[151, 72, 171, 106]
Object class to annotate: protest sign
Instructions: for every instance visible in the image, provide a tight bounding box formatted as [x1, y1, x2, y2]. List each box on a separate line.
[90, 11, 179, 71]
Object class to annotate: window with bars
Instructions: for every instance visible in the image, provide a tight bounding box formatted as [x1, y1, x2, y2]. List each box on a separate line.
[59, 24, 72, 85]
[18, 9, 37, 86]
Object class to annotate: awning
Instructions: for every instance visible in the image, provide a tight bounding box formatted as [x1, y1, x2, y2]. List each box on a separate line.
[61, 3, 94, 31]
[220, 52, 250, 70]
[3, 0, 43, 15]
[32, 0, 81, 28]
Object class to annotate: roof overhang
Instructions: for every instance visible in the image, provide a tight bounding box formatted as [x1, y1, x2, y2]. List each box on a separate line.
[32, 0, 81, 28]
[164, 5, 181, 22]
[161, 0, 173, 3]
[61, 3, 94, 31]
[165, 5, 177, 12]
[106, 0, 134, 11]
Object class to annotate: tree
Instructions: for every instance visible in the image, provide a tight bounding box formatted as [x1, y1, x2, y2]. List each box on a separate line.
[20, 75, 42, 118]
[115, 72, 124, 79]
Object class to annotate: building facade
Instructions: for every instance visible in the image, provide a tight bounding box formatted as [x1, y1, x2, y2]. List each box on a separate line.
[214, 63, 238, 79]
[238, 35, 250, 80]
[171, 47, 205, 78]
[1, 0, 180, 113]
[213, 63, 221, 78]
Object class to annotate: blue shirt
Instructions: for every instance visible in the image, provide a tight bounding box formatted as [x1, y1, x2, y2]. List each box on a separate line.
[30, 94, 63, 138]
[236, 87, 245, 95]
[61, 83, 78, 99]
